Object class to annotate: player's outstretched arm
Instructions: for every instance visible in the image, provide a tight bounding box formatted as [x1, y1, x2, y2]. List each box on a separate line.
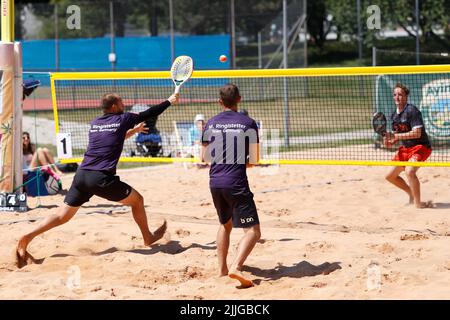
[168, 93, 179, 104]
[136, 93, 179, 123]
[125, 122, 148, 140]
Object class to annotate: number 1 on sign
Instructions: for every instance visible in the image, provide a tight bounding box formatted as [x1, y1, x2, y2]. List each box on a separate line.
[61, 137, 67, 154]
[57, 133, 73, 159]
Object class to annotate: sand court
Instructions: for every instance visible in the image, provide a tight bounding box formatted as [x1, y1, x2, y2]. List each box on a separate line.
[1, 160, 450, 299]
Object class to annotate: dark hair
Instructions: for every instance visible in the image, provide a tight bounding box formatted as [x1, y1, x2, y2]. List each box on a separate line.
[101, 93, 122, 111]
[219, 83, 240, 107]
[394, 82, 410, 96]
[22, 131, 35, 155]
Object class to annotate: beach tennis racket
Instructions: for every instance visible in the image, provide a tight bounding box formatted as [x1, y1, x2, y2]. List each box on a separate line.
[171, 55, 193, 94]
[372, 112, 387, 136]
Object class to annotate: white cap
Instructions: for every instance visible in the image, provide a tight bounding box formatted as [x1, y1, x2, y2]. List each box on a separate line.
[194, 114, 205, 122]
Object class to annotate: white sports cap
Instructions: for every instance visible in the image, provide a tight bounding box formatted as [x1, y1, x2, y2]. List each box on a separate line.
[195, 114, 205, 122]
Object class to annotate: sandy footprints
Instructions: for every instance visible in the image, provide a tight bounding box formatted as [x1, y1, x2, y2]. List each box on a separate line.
[263, 208, 292, 217]
[132, 265, 205, 287]
[369, 242, 395, 255]
[311, 281, 327, 288]
[304, 241, 335, 253]
[175, 229, 191, 238]
[400, 234, 429, 241]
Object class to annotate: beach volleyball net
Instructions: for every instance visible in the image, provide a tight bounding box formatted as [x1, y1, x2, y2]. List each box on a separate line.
[50, 65, 450, 166]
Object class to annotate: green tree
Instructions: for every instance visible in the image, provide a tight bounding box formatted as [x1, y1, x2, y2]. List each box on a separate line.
[307, 0, 331, 48]
[53, 0, 112, 39]
[384, 0, 449, 46]
[327, 0, 449, 49]
[125, 0, 168, 36]
[235, 0, 281, 41]
[22, 0, 130, 39]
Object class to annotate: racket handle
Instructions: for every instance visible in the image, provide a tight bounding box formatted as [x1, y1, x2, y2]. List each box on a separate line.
[174, 85, 181, 94]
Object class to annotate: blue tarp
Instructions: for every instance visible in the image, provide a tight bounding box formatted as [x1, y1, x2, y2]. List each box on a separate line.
[22, 34, 230, 71]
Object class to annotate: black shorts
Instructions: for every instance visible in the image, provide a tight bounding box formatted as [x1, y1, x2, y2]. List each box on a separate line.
[210, 187, 259, 228]
[64, 169, 133, 207]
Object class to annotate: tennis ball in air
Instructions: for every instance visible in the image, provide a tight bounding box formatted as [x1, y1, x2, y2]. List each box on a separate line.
[219, 55, 227, 63]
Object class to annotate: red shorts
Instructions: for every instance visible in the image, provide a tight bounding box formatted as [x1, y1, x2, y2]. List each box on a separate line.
[392, 145, 432, 162]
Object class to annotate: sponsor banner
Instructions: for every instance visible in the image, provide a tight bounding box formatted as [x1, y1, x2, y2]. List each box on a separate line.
[420, 79, 450, 140]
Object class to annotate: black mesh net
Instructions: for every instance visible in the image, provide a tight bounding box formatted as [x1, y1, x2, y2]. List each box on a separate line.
[51, 69, 450, 165]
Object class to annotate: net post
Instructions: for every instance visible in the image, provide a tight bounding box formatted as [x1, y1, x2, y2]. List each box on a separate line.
[0, 43, 15, 193]
[13, 43, 23, 192]
[0, 0, 15, 192]
[1, 0, 14, 42]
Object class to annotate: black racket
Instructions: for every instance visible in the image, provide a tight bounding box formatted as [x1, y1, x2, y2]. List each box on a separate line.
[372, 112, 387, 136]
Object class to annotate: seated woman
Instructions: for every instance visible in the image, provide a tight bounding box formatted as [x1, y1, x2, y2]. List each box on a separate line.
[22, 131, 63, 177]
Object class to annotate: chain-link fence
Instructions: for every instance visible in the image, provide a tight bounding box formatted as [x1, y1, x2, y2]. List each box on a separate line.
[13, 0, 308, 72]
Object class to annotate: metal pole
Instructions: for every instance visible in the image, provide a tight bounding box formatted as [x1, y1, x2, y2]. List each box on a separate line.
[356, 0, 364, 95]
[110, 1, 115, 71]
[230, 0, 236, 69]
[257, 31, 264, 99]
[357, 0, 362, 62]
[55, 4, 59, 71]
[302, 0, 309, 98]
[415, 0, 420, 65]
[169, 0, 175, 63]
[283, 0, 289, 148]
[258, 32, 262, 69]
[372, 46, 376, 66]
[304, 0, 307, 67]
[283, 1, 288, 69]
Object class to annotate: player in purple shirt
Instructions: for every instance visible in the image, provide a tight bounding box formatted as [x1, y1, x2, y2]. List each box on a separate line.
[201, 83, 260, 288]
[15, 92, 179, 268]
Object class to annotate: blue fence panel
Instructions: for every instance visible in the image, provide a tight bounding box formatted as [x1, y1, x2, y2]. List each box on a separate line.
[22, 34, 230, 72]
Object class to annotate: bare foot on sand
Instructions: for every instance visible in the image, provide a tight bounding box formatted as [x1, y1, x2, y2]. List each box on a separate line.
[15, 238, 35, 269]
[416, 201, 434, 209]
[229, 268, 254, 288]
[15, 237, 31, 268]
[15, 250, 37, 269]
[144, 220, 167, 246]
[219, 268, 229, 277]
[15, 237, 45, 268]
